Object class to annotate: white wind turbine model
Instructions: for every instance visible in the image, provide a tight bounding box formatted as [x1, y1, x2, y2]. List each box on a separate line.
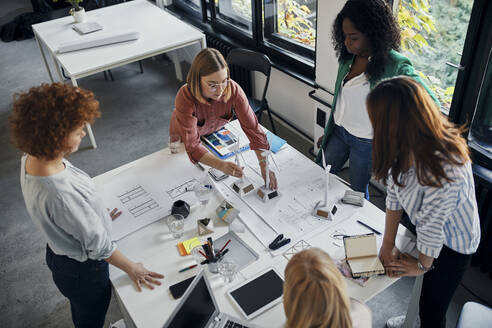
[313, 150, 333, 219]
[231, 137, 255, 197]
[256, 148, 280, 202]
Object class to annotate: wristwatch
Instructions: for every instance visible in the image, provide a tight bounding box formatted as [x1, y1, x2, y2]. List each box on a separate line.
[417, 261, 434, 273]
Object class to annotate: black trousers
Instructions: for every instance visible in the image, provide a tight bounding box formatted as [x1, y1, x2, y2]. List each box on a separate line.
[46, 245, 111, 328]
[419, 245, 472, 328]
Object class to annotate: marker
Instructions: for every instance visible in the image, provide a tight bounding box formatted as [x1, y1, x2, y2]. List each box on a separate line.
[178, 264, 198, 273]
[196, 163, 205, 171]
[357, 220, 381, 235]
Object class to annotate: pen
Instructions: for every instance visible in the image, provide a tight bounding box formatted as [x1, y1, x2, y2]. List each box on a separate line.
[313, 200, 321, 210]
[357, 220, 381, 235]
[217, 239, 231, 255]
[178, 264, 198, 273]
[198, 250, 208, 259]
[196, 163, 205, 171]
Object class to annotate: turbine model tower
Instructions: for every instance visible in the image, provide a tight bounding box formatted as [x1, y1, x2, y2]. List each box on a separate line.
[313, 150, 333, 219]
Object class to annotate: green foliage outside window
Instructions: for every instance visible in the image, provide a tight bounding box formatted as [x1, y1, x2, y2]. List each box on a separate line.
[398, 0, 473, 110]
[277, 0, 316, 48]
[227, 0, 315, 48]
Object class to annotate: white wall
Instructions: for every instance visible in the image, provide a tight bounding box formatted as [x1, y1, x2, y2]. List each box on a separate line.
[253, 68, 316, 139]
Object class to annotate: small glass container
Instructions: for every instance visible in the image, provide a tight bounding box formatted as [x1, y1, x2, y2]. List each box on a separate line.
[218, 260, 237, 283]
[168, 214, 184, 239]
[168, 135, 181, 154]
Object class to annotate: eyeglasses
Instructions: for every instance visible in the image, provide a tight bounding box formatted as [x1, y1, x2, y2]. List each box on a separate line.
[203, 79, 230, 92]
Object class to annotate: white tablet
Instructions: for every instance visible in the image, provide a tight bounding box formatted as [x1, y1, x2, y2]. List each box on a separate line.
[227, 267, 284, 320]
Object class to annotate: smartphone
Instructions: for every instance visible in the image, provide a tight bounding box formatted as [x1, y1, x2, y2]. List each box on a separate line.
[209, 168, 228, 181]
[169, 276, 195, 299]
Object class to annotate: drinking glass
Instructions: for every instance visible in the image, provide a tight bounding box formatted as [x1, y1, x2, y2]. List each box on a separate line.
[218, 260, 237, 283]
[193, 177, 213, 205]
[190, 245, 204, 265]
[168, 135, 181, 154]
[168, 214, 184, 239]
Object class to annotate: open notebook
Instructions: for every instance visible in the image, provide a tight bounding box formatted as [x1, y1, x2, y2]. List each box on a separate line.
[343, 233, 385, 278]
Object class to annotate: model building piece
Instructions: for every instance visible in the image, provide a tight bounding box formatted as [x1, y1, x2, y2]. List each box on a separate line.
[256, 148, 280, 202]
[216, 200, 240, 224]
[197, 218, 214, 235]
[231, 137, 255, 197]
[313, 150, 334, 220]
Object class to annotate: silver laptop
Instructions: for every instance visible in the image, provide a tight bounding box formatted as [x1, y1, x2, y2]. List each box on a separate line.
[163, 270, 259, 328]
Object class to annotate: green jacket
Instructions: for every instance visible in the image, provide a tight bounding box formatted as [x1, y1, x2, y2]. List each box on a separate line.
[315, 49, 440, 164]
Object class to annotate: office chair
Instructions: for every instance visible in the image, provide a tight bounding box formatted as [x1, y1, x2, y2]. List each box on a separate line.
[226, 48, 277, 134]
[456, 301, 492, 328]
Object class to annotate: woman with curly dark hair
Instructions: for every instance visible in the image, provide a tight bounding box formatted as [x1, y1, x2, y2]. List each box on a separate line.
[316, 0, 439, 199]
[9, 83, 163, 328]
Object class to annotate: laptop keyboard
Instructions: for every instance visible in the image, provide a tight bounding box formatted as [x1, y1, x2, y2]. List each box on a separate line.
[224, 320, 249, 328]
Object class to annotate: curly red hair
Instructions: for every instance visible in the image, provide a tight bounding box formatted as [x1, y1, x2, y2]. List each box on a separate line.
[9, 83, 100, 160]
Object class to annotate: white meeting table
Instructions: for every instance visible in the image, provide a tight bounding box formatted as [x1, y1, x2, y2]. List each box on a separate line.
[93, 138, 416, 328]
[32, 0, 206, 149]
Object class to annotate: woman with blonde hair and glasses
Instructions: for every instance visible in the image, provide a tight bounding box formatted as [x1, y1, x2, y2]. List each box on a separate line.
[283, 248, 371, 328]
[366, 76, 480, 328]
[170, 48, 277, 189]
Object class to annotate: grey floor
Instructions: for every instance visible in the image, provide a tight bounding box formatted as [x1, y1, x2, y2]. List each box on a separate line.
[1, 1, 491, 327]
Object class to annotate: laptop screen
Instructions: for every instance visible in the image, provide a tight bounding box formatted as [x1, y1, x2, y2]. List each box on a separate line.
[165, 275, 216, 327]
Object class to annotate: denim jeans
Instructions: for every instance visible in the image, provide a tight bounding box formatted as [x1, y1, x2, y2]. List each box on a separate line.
[46, 245, 111, 328]
[323, 125, 372, 198]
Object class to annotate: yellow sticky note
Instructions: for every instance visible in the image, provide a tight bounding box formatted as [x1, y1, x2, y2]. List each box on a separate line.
[182, 237, 201, 255]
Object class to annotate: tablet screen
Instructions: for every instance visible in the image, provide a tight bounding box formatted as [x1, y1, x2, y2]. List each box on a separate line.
[229, 269, 284, 316]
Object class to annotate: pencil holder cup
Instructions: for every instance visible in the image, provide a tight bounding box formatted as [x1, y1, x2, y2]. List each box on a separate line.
[207, 249, 221, 273]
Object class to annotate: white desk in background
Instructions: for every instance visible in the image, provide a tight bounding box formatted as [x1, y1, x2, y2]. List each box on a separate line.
[32, 0, 206, 149]
[93, 137, 416, 328]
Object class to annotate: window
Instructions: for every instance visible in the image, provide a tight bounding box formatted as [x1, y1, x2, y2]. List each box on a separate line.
[468, 47, 492, 159]
[263, 0, 316, 59]
[396, 0, 474, 114]
[214, 0, 253, 35]
[174, 0, 204, 18]
[168, 0, 317, 77]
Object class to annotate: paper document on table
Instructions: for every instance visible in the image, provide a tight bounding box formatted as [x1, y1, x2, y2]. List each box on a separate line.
[95, 151, 202, 241]
[229, 172, 356, 244]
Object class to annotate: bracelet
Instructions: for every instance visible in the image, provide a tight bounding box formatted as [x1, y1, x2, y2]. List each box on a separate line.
[417, 261, 434, 273]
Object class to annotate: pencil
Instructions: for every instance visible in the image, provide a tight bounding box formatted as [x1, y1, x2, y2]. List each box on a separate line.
[178, 264, 198, 273]
[357, 220, 381, 235]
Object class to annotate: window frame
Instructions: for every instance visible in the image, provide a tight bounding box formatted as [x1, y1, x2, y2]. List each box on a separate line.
[168, 0, 316, 79]
[173, 0, 206, 20]
[263, 0, 315, 60]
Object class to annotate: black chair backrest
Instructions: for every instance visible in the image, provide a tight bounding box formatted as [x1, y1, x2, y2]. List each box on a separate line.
[226, 48, 272, 102]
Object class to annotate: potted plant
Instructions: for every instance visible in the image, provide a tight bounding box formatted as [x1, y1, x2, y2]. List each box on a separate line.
[53, 0, 86, 23]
